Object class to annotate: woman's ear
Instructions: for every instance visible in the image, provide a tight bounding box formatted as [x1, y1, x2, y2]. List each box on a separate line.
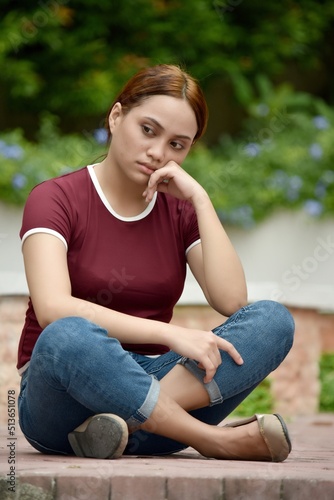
[108, 102, 123, 133]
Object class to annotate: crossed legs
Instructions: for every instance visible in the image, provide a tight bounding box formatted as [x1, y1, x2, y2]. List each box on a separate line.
[132, 300, 295, 459]
[19, 300, 294, 459]
[139, 364, 269, 460]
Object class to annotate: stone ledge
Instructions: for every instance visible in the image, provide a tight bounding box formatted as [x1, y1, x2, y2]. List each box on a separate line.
[0, 415, 334, 500]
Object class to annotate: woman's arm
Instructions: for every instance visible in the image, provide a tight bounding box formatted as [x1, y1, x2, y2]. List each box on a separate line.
[22, 233, 174, 342]
[187, 191, 248, 317]
[144, 162, 248, 317]
[23, 233, 243, 382]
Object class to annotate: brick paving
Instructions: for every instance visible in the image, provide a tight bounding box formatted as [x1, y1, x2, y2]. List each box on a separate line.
[0, 414, 333, 500]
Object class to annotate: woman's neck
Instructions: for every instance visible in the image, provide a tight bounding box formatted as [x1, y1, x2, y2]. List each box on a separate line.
[93, 159, 150, 217]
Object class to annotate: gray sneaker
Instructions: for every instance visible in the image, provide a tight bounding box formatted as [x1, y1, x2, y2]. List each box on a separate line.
[68, 413, 128, 459]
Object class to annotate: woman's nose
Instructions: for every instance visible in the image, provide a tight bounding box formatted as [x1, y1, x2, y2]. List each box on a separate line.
[147, 141, 165, 163]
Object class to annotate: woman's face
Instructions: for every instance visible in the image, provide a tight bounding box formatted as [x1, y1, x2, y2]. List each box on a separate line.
[107, 94, 198, 185]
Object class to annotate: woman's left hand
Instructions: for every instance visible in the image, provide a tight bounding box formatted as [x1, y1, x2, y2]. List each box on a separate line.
[143, 160, 206, 204]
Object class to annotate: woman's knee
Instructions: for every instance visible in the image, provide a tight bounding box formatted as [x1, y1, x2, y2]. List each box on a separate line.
[254, 300, 295, 347]
[34, 317, 108, 356]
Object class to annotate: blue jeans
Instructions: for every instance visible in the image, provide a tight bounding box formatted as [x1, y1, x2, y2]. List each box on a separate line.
[18, 300, 294, 456]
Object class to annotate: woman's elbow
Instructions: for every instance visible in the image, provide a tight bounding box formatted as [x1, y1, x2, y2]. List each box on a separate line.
[34, 300, 66, 330]
[35, 310, 56, 330]
[210, 292, 248, 317]
[225, 298, 248, 317]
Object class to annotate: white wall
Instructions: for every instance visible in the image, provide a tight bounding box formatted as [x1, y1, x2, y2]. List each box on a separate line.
[1, 203, 333, 312]
[180, 210, 334, 312]
[0, 203, 27, 294]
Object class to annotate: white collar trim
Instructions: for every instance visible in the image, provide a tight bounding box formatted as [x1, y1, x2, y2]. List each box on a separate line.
[87, 164, 157, 222]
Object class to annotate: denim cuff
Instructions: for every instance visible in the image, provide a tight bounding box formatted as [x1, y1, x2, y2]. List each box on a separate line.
[126, 375, 160, 431]
[177, 357, 223, 406]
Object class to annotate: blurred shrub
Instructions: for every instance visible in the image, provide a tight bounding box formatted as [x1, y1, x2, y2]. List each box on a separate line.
[319, 353, 334, 413]
[1, 85, 333, 226]
[183, 84, 334, 227]
[231, 352, 334, 417]
[230, 378, 274, 417]
[0, 114, 107, 205]
[1, 1, 334, 131]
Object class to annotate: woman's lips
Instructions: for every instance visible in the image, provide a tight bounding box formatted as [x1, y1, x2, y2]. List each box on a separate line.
[137, 162, 155, 175]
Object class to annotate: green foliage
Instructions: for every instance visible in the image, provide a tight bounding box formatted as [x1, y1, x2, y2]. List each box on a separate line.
[1, 87, 334, 228]
[230, 378, 274, 417]
[230, 352, 334, 417]
[1, 0, 334, 129]
[319, 353, 334, 413]
[1, 2, 334, 220]
[183, 85, 334, 226]
[0, 115, 107, 205]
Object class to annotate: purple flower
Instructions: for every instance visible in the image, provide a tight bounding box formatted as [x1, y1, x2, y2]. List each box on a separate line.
[218, 205, 254, 228]
[60, 166, 74, 175]
[0, 143, 24, 160]
[321, 170, 334, 185]
[231, 205, 254, 228]
[244, 143, 260, 157]
[290, 176, 303, 190]
[12, 173, 27, 190]
[314, 181, 327, 199]
[256, 103, 269, 117]
[313, 116, 329, 130]
[286, 175, 303, 201]
[309, 143, 323, 160]
[93, 128, 108, 144]
[267, 170, 289, 190]
[304, 199, 323, 217]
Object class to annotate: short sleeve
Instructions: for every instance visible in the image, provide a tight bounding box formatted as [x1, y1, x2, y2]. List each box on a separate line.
[180, 200, 200, 253]
[20, 179, 75, 248]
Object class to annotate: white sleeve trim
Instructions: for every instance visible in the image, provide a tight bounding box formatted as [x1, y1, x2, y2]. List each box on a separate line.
[18, 361, 30, 376]
[21, 228, 68, 251]
[185, 238, 201, 255]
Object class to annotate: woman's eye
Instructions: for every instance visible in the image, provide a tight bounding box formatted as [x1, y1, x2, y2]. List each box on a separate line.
[142, 125, 154, 135]
[170, 141, 184, 150]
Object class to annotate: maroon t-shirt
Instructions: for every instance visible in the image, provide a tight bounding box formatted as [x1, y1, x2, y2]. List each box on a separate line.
[17, 165, 200, 373]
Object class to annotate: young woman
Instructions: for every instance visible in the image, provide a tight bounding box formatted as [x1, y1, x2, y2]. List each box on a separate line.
[17, 64, 294, 461]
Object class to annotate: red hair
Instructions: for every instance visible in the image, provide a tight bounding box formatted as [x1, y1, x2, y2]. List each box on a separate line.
[105, 64, 208, 142]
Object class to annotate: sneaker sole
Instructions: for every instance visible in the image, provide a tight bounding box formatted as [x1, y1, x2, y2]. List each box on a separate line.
[68, 413, 128, 459]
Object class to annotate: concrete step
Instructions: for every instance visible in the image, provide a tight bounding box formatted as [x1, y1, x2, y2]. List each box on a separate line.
[1, 414, 334, 500]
